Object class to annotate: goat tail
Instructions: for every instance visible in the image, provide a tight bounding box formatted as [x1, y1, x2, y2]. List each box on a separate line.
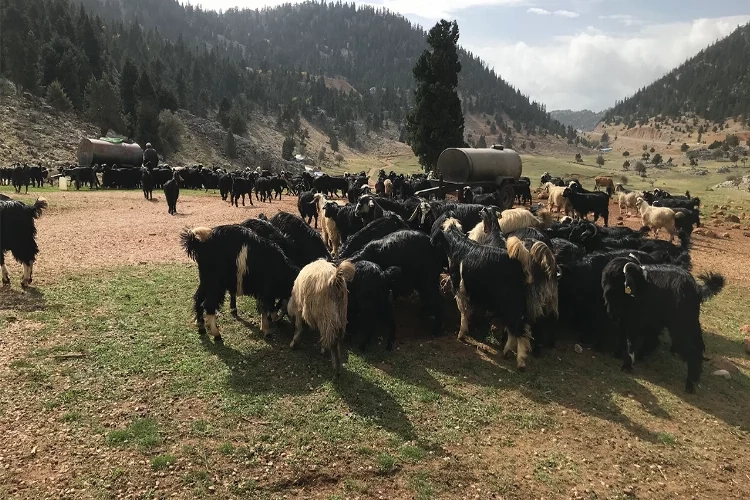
[530, 241, 556, 282]
[180, 226, 212, 262]
[332, 260, 356, 288]
[30, 197, 48, 218]
[506, 236, 532, 282]
[536, 209, 554, 228]
[697, 272, 725, 302]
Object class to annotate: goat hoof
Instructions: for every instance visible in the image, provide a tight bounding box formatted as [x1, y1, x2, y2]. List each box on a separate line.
[230, 309, 238, 318]
[621, 364, 633, 373]
[517, 365, 527, 372]
[2, 278, 10, 286]
[214, 335, 223, 344]
[21, 280, 30, 289]
[685, 382, 696, 394]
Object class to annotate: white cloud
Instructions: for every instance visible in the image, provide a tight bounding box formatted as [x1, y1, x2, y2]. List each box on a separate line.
[464, 15, 750, 111]
[598, 13, 645, 27]
[554, 10, 579, 18]
[527, 7, 579, 18]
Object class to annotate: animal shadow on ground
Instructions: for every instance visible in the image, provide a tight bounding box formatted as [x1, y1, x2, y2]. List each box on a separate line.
[201, 324, 419, 443]
[0, 286, 46, 312]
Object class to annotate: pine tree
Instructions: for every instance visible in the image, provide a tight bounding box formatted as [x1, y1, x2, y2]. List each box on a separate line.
[120, 58, 139, 117]
[85, 74, 125, 136]
[282, 137, 296, 161]
[158, 110, 185, 157]
[217, 97, 232, 128]
[136, 69, 160, 147]
[476, 135, 487, 148]
[406, 20, 465, 172]
[329, 131, 340, 152]
[225, 130, 237, 159]
[596, 154, 605, 167]
[46, 81, 73, 112]
[229, 107, 247, 135]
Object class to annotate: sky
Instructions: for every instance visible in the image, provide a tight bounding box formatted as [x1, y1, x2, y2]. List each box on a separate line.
[191, 0, 750, 112]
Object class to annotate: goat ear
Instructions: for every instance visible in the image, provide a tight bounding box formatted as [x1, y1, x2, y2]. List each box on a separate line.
[369, 199, 375, 208]
[622, 262, 646, 296]
[408, 206, 419, 222]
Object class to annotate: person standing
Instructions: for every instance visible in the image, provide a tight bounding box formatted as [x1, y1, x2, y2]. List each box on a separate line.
[143, 142, 158, 170]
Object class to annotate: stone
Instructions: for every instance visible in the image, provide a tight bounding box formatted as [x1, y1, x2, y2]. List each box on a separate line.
[712, 369, 731, 380]
[617, 216, 624, 221]
[713, 204, 719, 209]
[744, 232, 750, 238]
[617, 222, 624, 226]
[713, 357, 741, 375]
[574, 344, 584, 354]
[716, 210, 725, 216]
[721, 233, 730, 239]
[741, 325, 750, 334]
[731, 224, 741, 230]
[725, 214, 741, 223]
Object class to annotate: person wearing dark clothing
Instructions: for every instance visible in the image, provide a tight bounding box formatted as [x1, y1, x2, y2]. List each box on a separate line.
[144, 143, 158, 170]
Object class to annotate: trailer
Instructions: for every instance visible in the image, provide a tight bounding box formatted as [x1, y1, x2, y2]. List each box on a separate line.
[416, 145, 524, 209]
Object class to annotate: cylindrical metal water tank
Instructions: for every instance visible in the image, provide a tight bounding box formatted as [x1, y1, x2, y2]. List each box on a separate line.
[77, 138, 144, 167]
[437, 147, 522, 183]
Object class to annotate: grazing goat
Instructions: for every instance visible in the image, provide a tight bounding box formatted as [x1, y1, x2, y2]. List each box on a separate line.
[432, 219, 531, 369]
[670, 207, 701, 235]
[348, 230, 444, 336]
[267, 212, 331, 265]
[0, 198, 48, 288]
[601, 257, 724, 393]
[384, 179, 393, 198]
[652, 197, 701, 211]
[164, 171, 181, 215]
[499, 207, 552, 234]
[543, 182, 572, 215]
[297, 190, 319, 227]
[636, 197, 683, 242]
[218, 173, 232, 201]
[181, 225, 300, 340]
[615, 184, 642, 216]
[288, 260, 355, 376]
[347, 260, 400, 351]
[541, 172, 564, 186]
[322, 201, 343, 256]
[339, 213, 409, 258]
[563, 187, 609, 227]
[231, 176, 255, 207]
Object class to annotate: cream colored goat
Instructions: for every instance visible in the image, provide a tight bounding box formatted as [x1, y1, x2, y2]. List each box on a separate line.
[287, 259, 356, 376]
[468, 208, 552, 244]
[543, 182, 571, 215]
[615, 184, 642, 216]
[636, 197, 684, 242]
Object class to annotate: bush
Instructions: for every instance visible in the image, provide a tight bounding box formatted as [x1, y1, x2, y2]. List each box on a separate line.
[635, 161, 646, 176]
[282, 137, 296, 161]
[649, 147, 655, 153]
[680, 143, 689, 152]
[318, 148, 326, 163]
[329, 132, 339, 152]
[642, 144, 648, 151]
[529, 140, 535, 150]
[707, 140, 723, 150]
[730, 153, 739, 165]
[623, 160, 630, 170]
[334, 152, 344, 165]
[596, 154, 605, 167]
[46, 81, 73, 112]
[652, 153, 663, 166]
[619, 175, 628, 184]
[622, 151, 630, 157]
[229, 107, 247, 135]
[158, 110, 185, 156]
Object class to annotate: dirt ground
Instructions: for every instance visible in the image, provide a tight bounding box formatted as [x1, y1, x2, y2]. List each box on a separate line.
[6, 189, 747, 285]
[2, 190, 299, 285]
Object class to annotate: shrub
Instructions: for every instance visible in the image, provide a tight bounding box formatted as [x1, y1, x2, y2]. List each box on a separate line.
[635, 161, 646, 176]
[596, 154, 605, 167]
[622, 151, 630, 157]
[680, 143, 689, 152]
[46, 81, 73, 112]
[622, 160, 630, 170]
[282, 137, 296, 161]
[158, 110, 185, 156]
[225, 130, 237, 159]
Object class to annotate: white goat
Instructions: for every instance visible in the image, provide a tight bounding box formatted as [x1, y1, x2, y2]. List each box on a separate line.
[287, 259, 356, 376]
[384, 179, 393, 198]
[615, 184, 642, 216]
[636, 197, 684, 242]
[543, 182, 571, 215]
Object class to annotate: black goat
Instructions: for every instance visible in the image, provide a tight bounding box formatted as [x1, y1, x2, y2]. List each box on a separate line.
[0, 198, 48, 288]
[181, 225, 300, 340]
[141, 168, 154, 200]
[255, 177, 273, 203]
[219, 174, 232, 201]
[267, 212, 331, 265]
[541, 172, 564, 186]
[562, 187, 610, 227]
[432, 219, 531, 369]
[232, 176, 254, 207]
[652, 197, 701, 210]
[601, 257, 724, 393]
[347, 230, 444, 336]
[333, 204, 365, 242]
[164, 171, 181, 215]
[347, 260, 401, 351]
[339, 213, 409, 259]
[297, 190, 318, 227]
[11, 165, 28, 194]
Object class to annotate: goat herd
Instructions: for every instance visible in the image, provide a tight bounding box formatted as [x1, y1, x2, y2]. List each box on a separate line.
[176, 169, 723, 394]
[0, 163, 725, 393]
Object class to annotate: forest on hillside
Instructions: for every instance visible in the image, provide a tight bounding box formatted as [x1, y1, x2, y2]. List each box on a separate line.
[0, 0, 570, 153]
[604, 22, 750, 125]
[550, 109, 605, 132]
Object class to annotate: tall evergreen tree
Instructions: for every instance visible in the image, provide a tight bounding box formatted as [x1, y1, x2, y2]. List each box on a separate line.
[225, 130, 237, 159]
[406, 20, 465, 172]
[136, 69, 160, 147]
[120, 58, 139, 117]
[85, 74, 125, 136]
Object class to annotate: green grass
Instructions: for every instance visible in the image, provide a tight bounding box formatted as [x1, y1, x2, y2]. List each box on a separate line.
[151, 454, 176, 470]
[3, 259, 750, 497]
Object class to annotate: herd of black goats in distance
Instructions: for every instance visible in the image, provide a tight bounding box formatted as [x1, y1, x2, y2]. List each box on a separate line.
[1, 162, 724, 394]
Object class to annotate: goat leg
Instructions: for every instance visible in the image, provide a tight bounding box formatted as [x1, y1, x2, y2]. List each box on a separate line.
[1, 262, 10, 285]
